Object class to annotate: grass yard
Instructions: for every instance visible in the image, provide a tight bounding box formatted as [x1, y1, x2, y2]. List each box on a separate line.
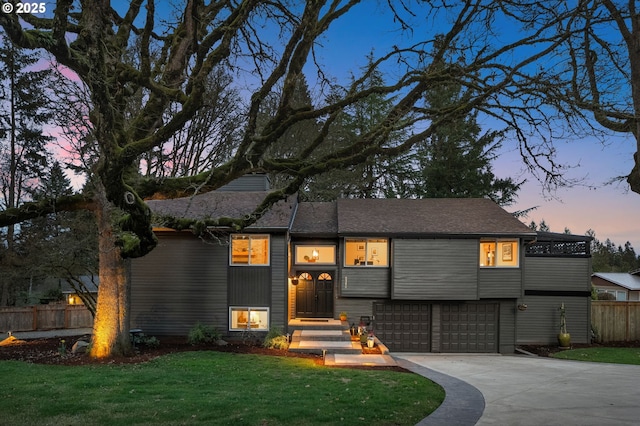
[0, 351, 444, 425]
[552, 347, 640, 365]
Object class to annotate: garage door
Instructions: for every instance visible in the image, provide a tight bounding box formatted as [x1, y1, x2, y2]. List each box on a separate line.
[441, 303, 498, 353]
[373, 302, 430, 352]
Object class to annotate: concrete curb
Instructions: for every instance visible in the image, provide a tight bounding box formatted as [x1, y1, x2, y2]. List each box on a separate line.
[394, 358, 485, 426]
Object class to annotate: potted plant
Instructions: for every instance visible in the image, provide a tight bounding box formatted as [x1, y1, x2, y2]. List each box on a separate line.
[558, 302, 571, 349]
[339, 311, 348, 321]
[367, 331, 375, 348]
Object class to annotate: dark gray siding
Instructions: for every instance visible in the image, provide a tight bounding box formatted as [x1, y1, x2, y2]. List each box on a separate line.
[130, 233, 228, 335]
[524, 257, 591, 291]
[334, 298, 379, 323]
[517, 296, 591, 344]
[392, 239, 478, 300]
[478, 268, 522, 298]
[519, 256, 591, 344]
[270, 234, 287, 329]
[340, 268, 390, 298]
[499, 300, 516, 353]
[228, 267, 271, 305]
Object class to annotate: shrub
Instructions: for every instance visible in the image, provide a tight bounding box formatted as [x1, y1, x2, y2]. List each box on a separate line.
[131, 333, 160, 348]
[263, 327, 289, 350]
[188, 322, 221, 345]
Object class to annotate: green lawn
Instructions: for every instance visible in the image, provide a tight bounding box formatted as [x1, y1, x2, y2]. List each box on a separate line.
[552, 347, 640, 365]
[0, 352, 443, 425]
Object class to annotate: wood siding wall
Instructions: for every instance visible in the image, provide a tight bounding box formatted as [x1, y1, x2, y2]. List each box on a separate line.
[516, 296, 590, 345]
[392, 239, 478, 300]
[478, 268, 522, 299]
[524, 257, 591, 291]
[499, 300, 516, 353]
[270, 235, 287, 329]
[130, 234, 228, 336]
[228, 267, 271, 305]
[340, 267, 390, 298]
[334, 298, 379, 324]
[518, 256, 592, 345]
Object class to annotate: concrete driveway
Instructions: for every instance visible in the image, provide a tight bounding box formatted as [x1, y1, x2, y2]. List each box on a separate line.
[395, 354, 640, 426]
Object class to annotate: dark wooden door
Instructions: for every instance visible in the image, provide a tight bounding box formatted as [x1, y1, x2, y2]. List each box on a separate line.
[296, 271, 334, 317]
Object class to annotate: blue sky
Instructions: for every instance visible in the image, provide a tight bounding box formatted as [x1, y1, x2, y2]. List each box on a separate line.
[36, 1, 639, 249]
[312, 2, 640, 249]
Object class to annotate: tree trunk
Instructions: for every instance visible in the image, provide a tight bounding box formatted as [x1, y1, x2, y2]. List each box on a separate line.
[89, 187, 132, 358]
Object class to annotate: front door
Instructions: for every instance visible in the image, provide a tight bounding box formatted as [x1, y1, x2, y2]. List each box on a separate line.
[296, 271, 334, 317]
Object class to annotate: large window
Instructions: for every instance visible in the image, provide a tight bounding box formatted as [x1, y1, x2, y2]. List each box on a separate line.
[344, 238, 388, 267]
[229, 307, 269, 331]
[230, 235, 269, 265]
[479, 240, 519, 267]
[295, 245, 336, 264]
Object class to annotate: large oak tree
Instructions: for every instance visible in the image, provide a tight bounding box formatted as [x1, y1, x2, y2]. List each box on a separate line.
[0, 1, 593, 357]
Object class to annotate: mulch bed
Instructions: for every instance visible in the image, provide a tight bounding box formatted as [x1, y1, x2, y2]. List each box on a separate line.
[518, 340, 640, 357]
[0, 334, 401, 371]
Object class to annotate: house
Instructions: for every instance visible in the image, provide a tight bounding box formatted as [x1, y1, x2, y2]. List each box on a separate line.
[130, 175, 592, 353]
[592, 271, 640, 301]
[61, 275, 99, 305]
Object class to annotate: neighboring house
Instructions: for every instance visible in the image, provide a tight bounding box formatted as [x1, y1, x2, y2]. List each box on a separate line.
[130, 175, 592, 353]
[60, 275, 99, 305]
[592, 271, 640, 301]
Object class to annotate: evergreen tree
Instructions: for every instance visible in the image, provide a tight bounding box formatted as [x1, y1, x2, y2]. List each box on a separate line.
[589, 230, 640, 273]
[412, 41, 521, 205]
[303, 54, 412, 200]
[0, 33, 53, 305]
[18, 162, 98, 310]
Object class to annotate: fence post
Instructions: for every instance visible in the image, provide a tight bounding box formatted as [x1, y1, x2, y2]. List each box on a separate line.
[32, 306, 37, 331]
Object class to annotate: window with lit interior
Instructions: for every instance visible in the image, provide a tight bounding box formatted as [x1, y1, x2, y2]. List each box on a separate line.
[295, 245, 336, 264]
[344, 238, 388, 266]
[230, 235, 269, 265]
[479, 240, 519, 267]
[229, 307, 269, 331]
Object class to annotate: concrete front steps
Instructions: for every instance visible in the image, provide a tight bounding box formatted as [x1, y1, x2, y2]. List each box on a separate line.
[288, 319, 362, 355]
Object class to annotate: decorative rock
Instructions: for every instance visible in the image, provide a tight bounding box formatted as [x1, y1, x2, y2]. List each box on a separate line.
[72, 340, 90, 354]
[215, 339, 228, 346]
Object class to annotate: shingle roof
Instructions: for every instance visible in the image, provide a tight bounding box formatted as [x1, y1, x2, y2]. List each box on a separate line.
[290, 202, 338, 236]
[335, 198, 534, 236]
[592, 272, 640, 291]
[147, 191, 296, 230]
[148, 192, 534, 237]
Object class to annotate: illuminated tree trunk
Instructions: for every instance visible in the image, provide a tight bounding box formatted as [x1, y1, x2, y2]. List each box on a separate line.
[89, 189, 132, 358]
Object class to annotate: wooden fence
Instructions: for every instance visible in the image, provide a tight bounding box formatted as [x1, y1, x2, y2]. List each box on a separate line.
[591, 301, 640, 343]
[0, 304, 93, 332]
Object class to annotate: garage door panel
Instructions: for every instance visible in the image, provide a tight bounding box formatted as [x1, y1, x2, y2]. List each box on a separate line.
[441, 303, 498, 353]
[374, 302, 431, 352]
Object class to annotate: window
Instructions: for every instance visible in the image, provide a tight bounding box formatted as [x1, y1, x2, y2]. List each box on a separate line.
[480, 240, 519, 267]
[597, 289, 627, 301]
[295, 245, 336, 264]
[229, 307, 269, 331]
[230, 235, 269, 265]
[344, 238, 388, 266]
